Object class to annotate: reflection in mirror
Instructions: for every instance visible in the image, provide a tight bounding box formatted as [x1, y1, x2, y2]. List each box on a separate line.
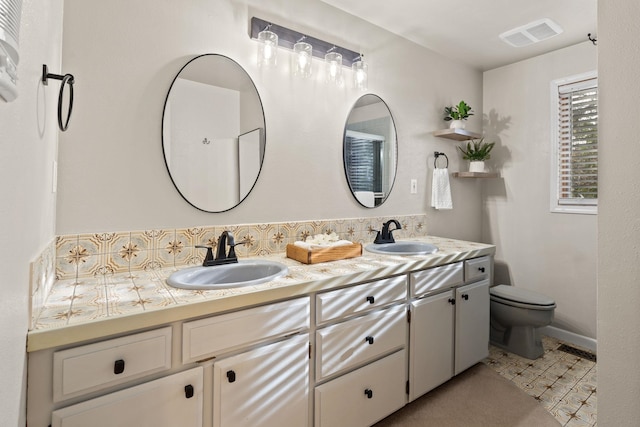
[343, 94, 397, 208]
[162, 54, 265, 212]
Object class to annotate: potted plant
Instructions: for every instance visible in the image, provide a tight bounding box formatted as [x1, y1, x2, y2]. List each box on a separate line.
[457, 138, 495, 173]
[444, 100, 474, 129]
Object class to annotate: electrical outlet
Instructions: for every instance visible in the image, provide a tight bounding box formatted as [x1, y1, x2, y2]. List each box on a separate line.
[410, 179, 417, 194]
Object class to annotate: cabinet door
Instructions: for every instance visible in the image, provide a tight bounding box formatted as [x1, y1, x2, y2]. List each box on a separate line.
[409, 290, 454, 401]
[51, 367, 203, 427]
[455, 279, 490, 375]
[213, 334, 309, 427]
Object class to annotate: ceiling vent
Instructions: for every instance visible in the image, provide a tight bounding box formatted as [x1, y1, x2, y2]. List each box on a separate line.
[499, 18, 563, 48]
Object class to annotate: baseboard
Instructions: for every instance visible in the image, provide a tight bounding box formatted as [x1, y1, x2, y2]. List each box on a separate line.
[541, 326, 597, 353]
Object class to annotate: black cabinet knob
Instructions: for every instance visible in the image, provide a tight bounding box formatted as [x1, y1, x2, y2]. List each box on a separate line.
[227, 370, 236, 383]
[478, 267, 486, 273]
[364, 389, 373, 399]
[365, 336, 374, 345]
[114, 359, 125, 375]
[184, 384, 194, 399]
[366, 296, 375, 304]
[448, 298, 456, 305]
[462, 294, 469, 301]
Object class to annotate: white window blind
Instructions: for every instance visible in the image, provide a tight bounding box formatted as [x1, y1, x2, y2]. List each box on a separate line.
[552, 74, 598, 213]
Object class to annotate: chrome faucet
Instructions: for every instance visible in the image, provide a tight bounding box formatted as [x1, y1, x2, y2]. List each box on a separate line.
[196, 231, 250, 266]
[374, 219, 402, 244]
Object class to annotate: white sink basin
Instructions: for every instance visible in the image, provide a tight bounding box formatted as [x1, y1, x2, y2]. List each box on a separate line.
[166, 260, 289, 290]
[365, 242, 439, 256]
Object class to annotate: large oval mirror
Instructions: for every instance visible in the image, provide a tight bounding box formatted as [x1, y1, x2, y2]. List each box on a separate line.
[162, 54, 265, 212]
[343, 94, 397, 208]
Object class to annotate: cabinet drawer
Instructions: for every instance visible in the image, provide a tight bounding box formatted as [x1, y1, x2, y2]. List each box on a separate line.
[53, 327, 172, 402]
[315, 349, 406, 427]
[52, 366, 203, 427]
[411, 262, 463, 297]
[183, 297, 309, 364]
[316, 275, 407, 324]
[316, 304, 406, 380]
[465, 256, 491, 283]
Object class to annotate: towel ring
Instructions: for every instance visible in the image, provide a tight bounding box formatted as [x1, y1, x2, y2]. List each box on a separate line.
[42, 64, 75, 132]
[434, 151, 449, 169]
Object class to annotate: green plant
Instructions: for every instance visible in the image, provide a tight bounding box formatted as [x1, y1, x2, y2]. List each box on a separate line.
[457, 138, 495, 161]
[444, 100, 474, 121]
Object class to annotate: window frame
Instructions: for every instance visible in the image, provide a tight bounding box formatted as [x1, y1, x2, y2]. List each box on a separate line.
[550, 70, 598, 215]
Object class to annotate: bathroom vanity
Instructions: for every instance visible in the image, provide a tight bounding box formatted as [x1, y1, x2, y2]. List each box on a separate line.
[26, 236, 494, 427]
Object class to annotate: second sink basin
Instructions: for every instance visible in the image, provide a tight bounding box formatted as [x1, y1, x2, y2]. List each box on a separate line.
[166, 260, 289, 290]
[365, 241, 439, 256]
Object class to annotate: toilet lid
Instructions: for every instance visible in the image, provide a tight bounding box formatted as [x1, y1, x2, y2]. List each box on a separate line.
[490, 285, 555, 307]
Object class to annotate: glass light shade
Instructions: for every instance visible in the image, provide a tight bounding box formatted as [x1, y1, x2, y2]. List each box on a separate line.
[352, 60, 368, 90]
[257, 30, 278, 68]
[324, 51, 343, 85]
[292, 41, 312, 77]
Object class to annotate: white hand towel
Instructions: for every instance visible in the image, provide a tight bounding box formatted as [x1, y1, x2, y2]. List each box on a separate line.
[431, 168, 453, 210]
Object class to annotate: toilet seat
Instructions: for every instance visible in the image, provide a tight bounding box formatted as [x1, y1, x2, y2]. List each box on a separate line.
[490, 285, 556, 311]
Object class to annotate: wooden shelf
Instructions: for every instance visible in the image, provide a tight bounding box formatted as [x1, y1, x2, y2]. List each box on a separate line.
[452, 172, 500, 178]
[433, 128, 481, 141]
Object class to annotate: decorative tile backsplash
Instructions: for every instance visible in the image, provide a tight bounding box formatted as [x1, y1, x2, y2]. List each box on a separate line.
[29, 214, 426, 328]
[54, 214, 427, 281]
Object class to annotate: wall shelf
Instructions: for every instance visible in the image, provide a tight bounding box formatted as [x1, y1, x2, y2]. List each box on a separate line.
[452, 172, 500, 178]
[433, 128, 481, 141]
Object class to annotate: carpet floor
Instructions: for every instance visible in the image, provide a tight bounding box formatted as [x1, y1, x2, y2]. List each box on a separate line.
[373, 363, 561, 427]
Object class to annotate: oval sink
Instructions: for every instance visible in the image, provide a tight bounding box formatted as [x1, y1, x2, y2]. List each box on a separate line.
[365, 242, 439, 256]
[166, 260, 289, 290]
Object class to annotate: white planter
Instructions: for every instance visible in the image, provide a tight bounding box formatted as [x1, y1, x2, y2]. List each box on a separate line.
[469, 161, 485, 173]
[449, 120, 465, 129]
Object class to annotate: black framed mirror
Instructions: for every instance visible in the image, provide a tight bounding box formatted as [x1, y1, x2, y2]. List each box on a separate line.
[343, 94, 398, 208]
[162, 54, 265, 212]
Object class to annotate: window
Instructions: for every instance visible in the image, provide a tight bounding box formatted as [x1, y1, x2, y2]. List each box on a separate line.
[550, 71, 598, 214]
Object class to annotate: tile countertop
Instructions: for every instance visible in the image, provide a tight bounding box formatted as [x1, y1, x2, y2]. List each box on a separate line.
[27, 236, 495, 352]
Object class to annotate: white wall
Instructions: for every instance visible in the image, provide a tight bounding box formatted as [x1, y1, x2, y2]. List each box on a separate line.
[598, 1, 640, 424]
[57, 0, 484, 242]
[0, 0, 63, 425]
[482, 42, 598, 341]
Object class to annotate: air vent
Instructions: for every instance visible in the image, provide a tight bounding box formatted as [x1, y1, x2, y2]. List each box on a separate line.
[499, 18, 563, 48]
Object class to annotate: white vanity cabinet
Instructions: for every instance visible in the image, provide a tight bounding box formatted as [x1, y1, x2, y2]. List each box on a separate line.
[212, 334, 309, 427]
[51, 367, 204, 427]
[408, 257, 491, 401]
[314, 276, 409, 427]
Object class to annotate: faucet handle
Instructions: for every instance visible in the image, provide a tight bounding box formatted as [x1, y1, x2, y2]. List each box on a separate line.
[195, 245, 215, 266]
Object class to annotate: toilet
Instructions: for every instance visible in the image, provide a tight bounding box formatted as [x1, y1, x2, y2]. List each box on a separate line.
[489, 285, 556, 359]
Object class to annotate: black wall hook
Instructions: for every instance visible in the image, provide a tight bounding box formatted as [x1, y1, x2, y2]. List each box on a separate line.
[588, 33, 597, 46]
[42, 64, 75, 132]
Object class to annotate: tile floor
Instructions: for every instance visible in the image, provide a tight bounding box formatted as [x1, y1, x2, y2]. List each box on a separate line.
[483, 336, 597, 426]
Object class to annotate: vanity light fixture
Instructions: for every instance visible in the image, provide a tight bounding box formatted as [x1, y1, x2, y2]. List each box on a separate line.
[352, 54, 368, 91]
[325, 47, 343, 86]
[292, 36, 312, 78]
[257, 24, 278, 68]
[250, 17, 363, 87]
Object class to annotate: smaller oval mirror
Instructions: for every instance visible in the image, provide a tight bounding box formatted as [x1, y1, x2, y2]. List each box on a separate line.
[343, 94, 398, 208]
[162, 54, 265, 212]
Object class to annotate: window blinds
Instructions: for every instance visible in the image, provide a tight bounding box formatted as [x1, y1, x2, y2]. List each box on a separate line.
[557, 77, 598, 205]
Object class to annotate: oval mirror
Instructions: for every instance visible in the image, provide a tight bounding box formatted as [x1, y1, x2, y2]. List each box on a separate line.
[343, 94, 398, 208]
[162, 54, 265, 212]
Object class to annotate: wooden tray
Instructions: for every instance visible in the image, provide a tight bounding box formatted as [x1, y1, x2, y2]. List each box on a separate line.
[286, 243, 362, 264]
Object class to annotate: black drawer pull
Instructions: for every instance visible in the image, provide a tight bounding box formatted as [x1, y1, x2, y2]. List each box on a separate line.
[364, 388, 373, 399]
[462, 294, 469, 301]
[114, 359, 125, 375]
[184, 384, 194, 399]
[366, 296, 375, 304]
[478, 267, 486, 273]
[365, 336, 374, 345]
[448, 298, 456, 305]
[227, 370, 236, 383]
